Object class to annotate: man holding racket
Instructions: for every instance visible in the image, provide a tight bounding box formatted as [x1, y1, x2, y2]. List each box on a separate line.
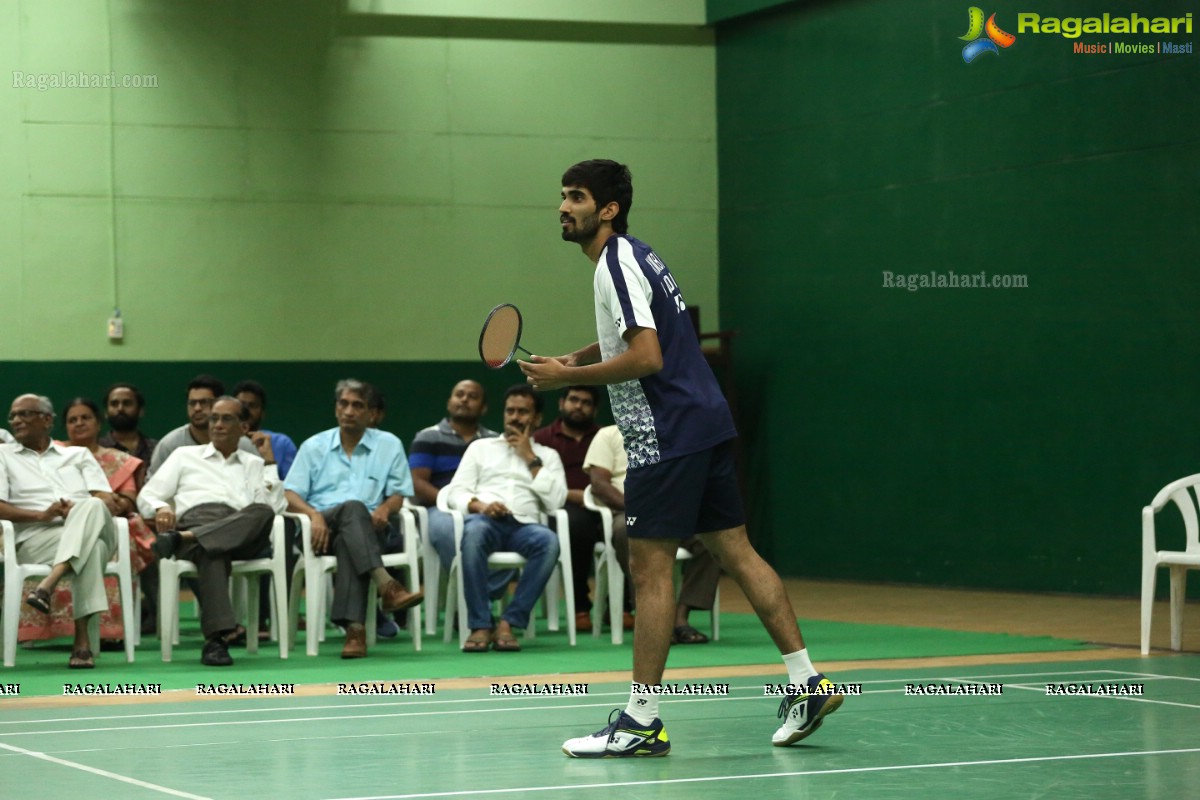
[519, 159, 842, 757]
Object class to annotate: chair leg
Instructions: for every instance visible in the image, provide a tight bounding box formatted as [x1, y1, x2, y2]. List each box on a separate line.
[272, 572, 288, 659]
[116, 566, 136, 663]
[244, 576, 261, 655]
[1169, 565, 1187, 652]
[306, 570, 325, 657]
[424, 561, 441, 637]
[711, 586, 721, 642]
[607, 551, 624, 645]
[1140, 559, 1157, 655]
[160, 562, 178, 662]
[592, 553, 607, 640]
[4, 574, 24, 667]
[288, 567, 304, 656]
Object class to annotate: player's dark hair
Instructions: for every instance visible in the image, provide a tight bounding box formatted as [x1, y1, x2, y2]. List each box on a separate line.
[187, 374, 225, 397]
[232, 380, 267, 409]
[103, 382, 145, 410]
[562, 385, 601, 404]
[505, 384, 543, 414]
[562, 159, 633, 234]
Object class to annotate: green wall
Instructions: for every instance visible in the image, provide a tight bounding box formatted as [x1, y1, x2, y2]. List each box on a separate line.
[1, 0, 716, 363]
[716, 0, 1199, 594]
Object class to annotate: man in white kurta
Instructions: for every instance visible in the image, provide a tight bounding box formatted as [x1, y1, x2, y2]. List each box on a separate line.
[139, 396, 284, 666]
[0, 394, 118, 668]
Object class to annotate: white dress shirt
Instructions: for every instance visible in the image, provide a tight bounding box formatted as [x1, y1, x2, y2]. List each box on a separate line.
[444, 438, 567, 524]
[138, 444, 285, 519]
[0, 442, 110, 543]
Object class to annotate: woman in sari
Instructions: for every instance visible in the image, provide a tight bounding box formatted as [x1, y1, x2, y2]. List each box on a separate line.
[17, 398, 155, 644]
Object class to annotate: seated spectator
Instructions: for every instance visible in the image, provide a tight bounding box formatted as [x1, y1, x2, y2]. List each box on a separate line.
[285, 379, 423, 659]
[233, 380, 298, 478]
[23, 398, 157, 647]
[585, 425, 720, 645]
[409, 380, 511, 601]
[534, 385, 624, 633]
[139, 396, 285, 666]
[0, 394, 119, 668]
[148, 374, 257, 477]
[443, 385, 566, 653]
[98, 382, 158, 468]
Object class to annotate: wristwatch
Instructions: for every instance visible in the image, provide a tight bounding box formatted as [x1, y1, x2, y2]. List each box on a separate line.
[527, 456, 543, 471]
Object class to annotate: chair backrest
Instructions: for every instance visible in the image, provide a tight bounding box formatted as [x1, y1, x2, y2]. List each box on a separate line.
[1145, 473, 1200, 555]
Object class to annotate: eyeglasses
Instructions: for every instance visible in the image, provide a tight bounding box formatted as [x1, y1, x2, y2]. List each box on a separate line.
[7, 410, 47, 422]
[208, 414, 242, 425]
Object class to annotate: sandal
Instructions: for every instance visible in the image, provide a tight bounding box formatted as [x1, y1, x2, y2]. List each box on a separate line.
[462, 629, 492, 653]
[671, 624, 709, 645]
[69, 649, 95, 669]
[25, 587, 52, 614]
[492, 629, 521, 652]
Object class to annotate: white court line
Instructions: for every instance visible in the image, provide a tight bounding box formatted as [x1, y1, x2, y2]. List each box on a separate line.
[0, 741, 213, 799]
[321, 746, 1200, 800]
[1002, 682, 1200, 710]
[0, 693, 638, 727]
[1103, 669, 1200, 683]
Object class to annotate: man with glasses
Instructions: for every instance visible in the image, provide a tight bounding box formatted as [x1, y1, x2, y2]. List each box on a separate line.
[147, 375, 257, 478]
[139, 396, 284, 666]
[0, 394, 120, 669]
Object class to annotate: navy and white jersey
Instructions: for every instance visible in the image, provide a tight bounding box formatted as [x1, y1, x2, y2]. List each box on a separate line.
[593, 234, 736, 469]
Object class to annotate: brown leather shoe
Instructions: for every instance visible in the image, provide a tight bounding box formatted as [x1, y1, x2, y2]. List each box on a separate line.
[574, 611, 593, 633]
[622, 612, 636, 631]
[341, 623, 367, 659]
[379, 580, 424, 613]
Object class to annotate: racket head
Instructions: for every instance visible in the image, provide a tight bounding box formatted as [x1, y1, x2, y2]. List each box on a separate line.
[479, 303, 523, 369]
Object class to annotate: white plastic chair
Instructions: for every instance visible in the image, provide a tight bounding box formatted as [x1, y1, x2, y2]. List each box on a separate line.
[585, 485, 720, 645]
[287, 509, 422, 656]
[3, 517, 136, 666]
[437, 487, 576, 647]
[406, 499, 446, 636]
[159, 514, 290, 661]
[1141, 473, 1200, 654]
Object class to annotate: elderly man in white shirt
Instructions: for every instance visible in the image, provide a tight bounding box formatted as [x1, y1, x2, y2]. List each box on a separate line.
[443, 385, 566, 653]
[0, 394, 119, 669]
[139, 396, 285, 666]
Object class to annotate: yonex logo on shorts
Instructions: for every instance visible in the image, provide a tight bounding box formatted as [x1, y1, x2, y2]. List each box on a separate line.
[626, 516, 637, 526]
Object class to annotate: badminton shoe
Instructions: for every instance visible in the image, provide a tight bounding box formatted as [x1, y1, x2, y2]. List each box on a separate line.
[772, 673, 844, 746]
[562, 709, 671, 758]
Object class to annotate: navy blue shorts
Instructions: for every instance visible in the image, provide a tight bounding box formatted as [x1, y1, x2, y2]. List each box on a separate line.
[623, 439, 745, 540]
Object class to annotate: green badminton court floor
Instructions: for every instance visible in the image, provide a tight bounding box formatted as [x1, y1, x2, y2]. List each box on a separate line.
[3, 655, 1199, 800]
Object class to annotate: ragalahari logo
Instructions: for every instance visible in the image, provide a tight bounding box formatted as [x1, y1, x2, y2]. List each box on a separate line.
[960, 7, 1017, 62]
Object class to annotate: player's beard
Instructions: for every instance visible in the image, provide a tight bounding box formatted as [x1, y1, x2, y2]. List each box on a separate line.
[561, 211, 601, 244]
[107, 411, 138, 432]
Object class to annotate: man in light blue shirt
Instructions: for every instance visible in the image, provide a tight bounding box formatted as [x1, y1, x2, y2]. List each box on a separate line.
[285, 379, 423, 659]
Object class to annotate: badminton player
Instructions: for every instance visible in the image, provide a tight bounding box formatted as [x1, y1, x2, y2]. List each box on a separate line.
[519, 159, 844, 757]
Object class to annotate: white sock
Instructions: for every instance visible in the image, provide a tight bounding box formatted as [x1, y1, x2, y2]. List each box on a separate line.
[783, 649, 818, 686]
[625, 685, 660, 725]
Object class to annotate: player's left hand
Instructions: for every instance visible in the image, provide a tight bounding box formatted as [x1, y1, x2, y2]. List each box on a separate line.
[518, 355, 570, 392]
